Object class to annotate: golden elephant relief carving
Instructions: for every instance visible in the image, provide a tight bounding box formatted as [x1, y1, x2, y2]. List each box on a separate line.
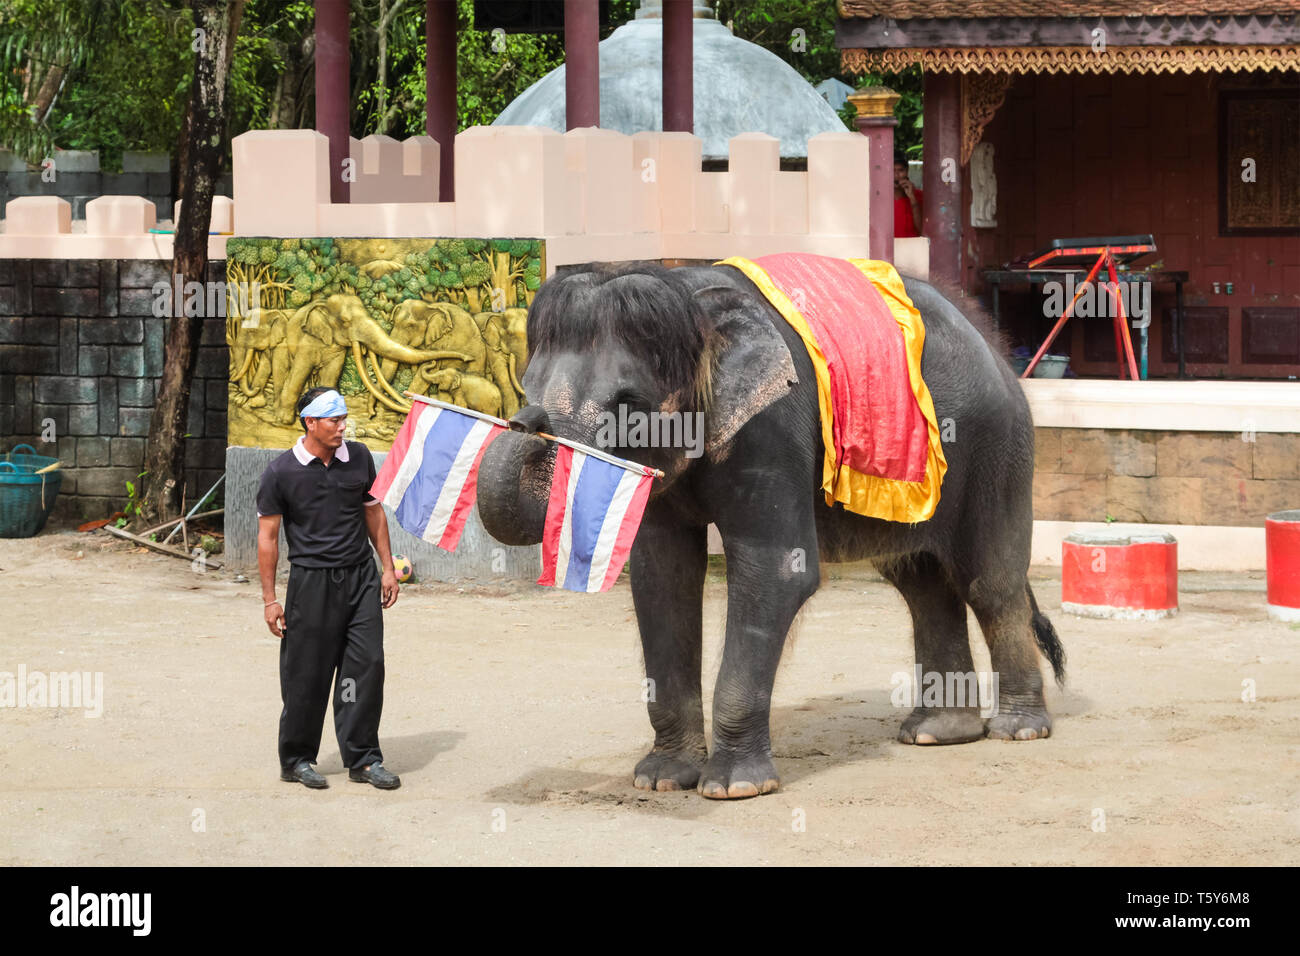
[225, 237, 542, 450]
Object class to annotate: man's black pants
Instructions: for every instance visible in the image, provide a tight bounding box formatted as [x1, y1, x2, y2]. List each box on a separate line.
[279, 559, 384, 772]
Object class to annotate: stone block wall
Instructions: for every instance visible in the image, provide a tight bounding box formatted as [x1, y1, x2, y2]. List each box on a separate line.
[0, 149, 232, 223]
[0, 258, 229, 521]
[1032, 427, 1300, 526]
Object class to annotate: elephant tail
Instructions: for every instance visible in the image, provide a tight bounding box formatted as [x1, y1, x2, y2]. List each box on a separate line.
[1027, 582, 1066, 688]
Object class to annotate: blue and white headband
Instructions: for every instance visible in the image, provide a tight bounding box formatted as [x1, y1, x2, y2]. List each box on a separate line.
[300, 389, 347, 419]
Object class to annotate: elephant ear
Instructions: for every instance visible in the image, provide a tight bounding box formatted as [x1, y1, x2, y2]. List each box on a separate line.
[303, 303, 334, 347]
[693, 284, 798, 461]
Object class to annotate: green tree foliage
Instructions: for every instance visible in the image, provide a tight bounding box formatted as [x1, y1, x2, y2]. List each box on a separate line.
[0, 0, 189, 167]
[0, 0, 320, 169]
[4, 0, 923, 176]
[352, 0, 615, 137]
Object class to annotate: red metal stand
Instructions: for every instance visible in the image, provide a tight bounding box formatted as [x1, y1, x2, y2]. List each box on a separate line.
[1022, 246, 1140, 380]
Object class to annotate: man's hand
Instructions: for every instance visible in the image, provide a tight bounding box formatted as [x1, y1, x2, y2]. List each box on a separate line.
[380, 569, 399, 609]
[900, 178, 916, 201]
[265, 600, 286, 638]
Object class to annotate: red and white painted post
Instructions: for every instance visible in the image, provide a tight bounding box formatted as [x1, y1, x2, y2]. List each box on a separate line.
[1062, 531, 1179, 620]
[1266, 510, 1300, 622]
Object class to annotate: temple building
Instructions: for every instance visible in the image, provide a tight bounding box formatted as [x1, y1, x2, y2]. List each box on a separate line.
[838, 1, 1300, 380]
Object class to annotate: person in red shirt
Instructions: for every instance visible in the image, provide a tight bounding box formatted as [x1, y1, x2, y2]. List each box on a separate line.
[894, 155, 923, 238]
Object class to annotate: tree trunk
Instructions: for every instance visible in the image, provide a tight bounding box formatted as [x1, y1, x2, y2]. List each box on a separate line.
[376, 0, 406, 135]
[31, 64, 64, 124]
[172, 95, 193, 213]
[140, 0, 245, 527]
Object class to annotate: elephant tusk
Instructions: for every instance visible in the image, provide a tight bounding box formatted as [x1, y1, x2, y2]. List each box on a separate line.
[352, 340, 411, 414]
[235, 348, 255, 383]
[367, 347, 409, 405]
[508, 354, 526, 399]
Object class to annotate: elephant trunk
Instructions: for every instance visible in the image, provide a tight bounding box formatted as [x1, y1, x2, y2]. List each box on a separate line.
[353, 318, 461, 367]
[476, 408, 554, 546]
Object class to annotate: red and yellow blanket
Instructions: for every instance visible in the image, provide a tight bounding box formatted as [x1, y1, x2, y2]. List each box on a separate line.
[718, 253, 947, 523]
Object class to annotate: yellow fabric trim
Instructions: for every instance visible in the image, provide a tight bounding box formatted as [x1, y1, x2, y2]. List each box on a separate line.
[717, 256, 947, 523]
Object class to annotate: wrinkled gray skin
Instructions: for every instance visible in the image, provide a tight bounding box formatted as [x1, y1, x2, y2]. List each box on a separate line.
[476, 263, 1064, 800]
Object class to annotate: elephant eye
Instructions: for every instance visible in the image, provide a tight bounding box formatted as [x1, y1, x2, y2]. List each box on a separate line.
[611, 389, 650, 410]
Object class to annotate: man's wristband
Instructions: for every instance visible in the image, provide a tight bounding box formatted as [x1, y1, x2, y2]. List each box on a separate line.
[264, 599, 280, 607]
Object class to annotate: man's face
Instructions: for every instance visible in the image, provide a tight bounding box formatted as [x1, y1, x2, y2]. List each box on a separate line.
[894, 163, 909, 186]
[306, 415, 347, 447]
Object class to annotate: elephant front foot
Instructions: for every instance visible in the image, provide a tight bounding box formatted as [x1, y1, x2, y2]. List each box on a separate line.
[985, 709, 1052, 741]
[633, 744, 707, 792]
[697, 751, 780, 800]
[898, 707, 986, 745]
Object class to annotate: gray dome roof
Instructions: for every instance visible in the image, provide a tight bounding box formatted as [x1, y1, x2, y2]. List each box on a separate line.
[492, 15, 846, 160]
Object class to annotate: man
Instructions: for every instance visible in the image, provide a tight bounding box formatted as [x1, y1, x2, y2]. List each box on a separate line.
[893, 154, 923, 239]
[257, 386, 402, 790]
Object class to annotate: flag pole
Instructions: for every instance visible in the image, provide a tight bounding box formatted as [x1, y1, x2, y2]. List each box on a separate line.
[405, 391, 510, 428]
[402, 391, 665, 479]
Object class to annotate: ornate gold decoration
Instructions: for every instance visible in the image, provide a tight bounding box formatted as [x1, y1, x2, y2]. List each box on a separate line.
[838, 1, 1298, 17]
[843, 45, 1300, 75]
[961, 72, 1012, 166]
[848, 85, 901, 119]
[225, 237, 542, 450]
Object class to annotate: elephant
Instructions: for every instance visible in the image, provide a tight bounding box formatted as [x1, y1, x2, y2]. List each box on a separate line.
[229, 308, 288, 408]
[418, 366, 503, 418]
[474, 261, 1066, 800]
[275, 293, 468, 424]
[475, 308, 529, 419]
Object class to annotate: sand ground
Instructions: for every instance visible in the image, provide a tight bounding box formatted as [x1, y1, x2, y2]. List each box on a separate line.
[1, 529, 1297, 866]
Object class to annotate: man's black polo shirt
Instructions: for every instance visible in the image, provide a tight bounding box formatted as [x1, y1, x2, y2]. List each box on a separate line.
[256, 437, 381, 569]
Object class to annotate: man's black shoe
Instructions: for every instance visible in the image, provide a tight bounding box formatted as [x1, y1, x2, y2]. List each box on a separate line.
[349, 762, 401, 790]
[280, 760, 329, 789]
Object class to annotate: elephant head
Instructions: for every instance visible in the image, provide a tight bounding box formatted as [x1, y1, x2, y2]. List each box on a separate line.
[420, 365, 461, 396]
[383, 300, 486, 383]
[475, 263, 796, 546]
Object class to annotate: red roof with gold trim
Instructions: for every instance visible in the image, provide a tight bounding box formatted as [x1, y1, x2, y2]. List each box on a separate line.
[838, 1, 1300, 16]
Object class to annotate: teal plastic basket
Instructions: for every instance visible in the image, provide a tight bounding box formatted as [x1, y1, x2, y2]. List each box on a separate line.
[0, 444, 64, 538]
[3, 442, 60, 473]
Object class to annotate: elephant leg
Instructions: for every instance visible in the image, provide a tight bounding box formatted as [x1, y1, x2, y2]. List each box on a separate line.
[319, 350, 346, 390]
[877, 553, 985, 745]
[700, 522, 820, 799]
[407, 373, 433, 399]
[968, 579, 1051, 741]
[630, 514, 708, 792]
[488, 354, 518, 418]
[247, 353, 273, 407]
[277, 354, 316, 423]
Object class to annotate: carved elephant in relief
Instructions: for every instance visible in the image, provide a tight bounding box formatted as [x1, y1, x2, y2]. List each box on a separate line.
[275, 293, 466, 424]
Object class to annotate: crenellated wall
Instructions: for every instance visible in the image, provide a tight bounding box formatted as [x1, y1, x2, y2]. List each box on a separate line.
[0, 126, 930, 278]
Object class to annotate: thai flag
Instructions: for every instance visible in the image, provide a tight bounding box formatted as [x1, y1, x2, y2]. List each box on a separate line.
[538, 446, 655, 593]
[370, 400, 505, 551]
